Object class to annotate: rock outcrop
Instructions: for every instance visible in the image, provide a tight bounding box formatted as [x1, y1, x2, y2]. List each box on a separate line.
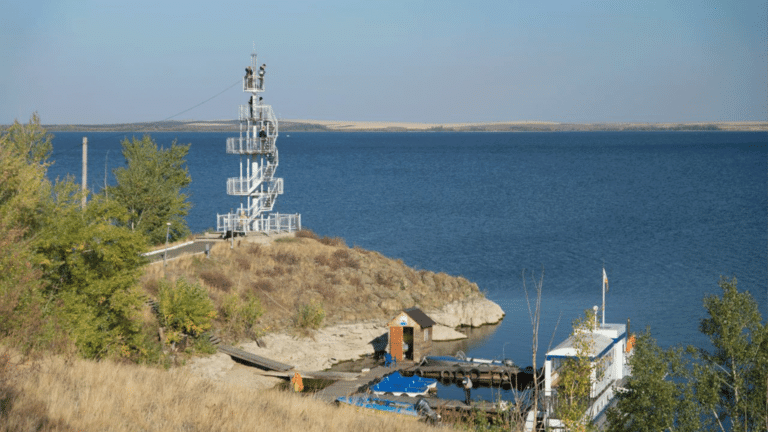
[427, 295, 505, 328]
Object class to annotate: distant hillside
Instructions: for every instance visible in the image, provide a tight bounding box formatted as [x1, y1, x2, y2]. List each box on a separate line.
[25, 119, 768, 133]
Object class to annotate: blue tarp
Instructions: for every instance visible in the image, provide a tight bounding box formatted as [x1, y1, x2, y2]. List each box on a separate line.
[371, 372, 437, 396]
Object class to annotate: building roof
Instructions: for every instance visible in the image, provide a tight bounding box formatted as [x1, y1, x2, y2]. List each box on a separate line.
[546, 332, 614, 360]
[403, 307, 436, 328]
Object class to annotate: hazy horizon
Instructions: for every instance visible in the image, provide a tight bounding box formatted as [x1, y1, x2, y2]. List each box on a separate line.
[3, 1, 766, 125]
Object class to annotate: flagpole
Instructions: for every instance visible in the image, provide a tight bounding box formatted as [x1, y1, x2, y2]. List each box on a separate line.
[602, 267, 606, 327]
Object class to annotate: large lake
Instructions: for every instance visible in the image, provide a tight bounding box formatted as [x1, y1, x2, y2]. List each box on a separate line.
[49, 130, 767, 396]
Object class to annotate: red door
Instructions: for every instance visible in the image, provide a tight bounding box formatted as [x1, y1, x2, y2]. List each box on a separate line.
[390, 326, 404, 361]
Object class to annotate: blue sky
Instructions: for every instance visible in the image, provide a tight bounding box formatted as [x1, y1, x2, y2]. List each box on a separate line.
[2, 0, 766, 124]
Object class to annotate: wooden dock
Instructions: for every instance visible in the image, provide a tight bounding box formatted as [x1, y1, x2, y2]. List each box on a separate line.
[218, 344, 360, 381]
[216, 345, 512, 416]
[218, 344, 294, 372]
[404, 364, 534, 390]
[316, 364, 507, 415]
[315, 365, 399, 403]
[260, 370, 361, 381]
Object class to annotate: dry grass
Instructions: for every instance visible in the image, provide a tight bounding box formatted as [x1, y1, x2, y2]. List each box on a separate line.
[0, 348, 438, 432]
[143, 232, 481, 342]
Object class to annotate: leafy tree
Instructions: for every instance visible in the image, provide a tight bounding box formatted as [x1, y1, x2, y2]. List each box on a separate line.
[606, 277, 767, 432]
[1, 112, 52, 165]
[557, 308, 599, 432]
[1, 116, 159, 361]
[606, 330, 703, 432]
[107, 135, 191, 244]
[0, 115, 55, 349]
[695, 277, 767, 431]
[0, 113, 52, 234]
[35, 180, 149, 359]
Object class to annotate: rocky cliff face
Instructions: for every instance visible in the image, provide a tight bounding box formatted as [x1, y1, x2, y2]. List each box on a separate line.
[427, 295, 505, 328]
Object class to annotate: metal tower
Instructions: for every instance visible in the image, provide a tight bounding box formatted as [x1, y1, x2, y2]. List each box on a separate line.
[216, 52, 301, 235]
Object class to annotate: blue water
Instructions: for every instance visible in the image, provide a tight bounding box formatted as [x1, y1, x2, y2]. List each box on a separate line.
[49, 131, 767, 399]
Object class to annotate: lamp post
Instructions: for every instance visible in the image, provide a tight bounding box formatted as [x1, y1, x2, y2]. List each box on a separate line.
[163, 222, 171, 276]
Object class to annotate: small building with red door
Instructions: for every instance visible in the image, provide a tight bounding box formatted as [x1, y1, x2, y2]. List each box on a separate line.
[388, 307, 436, 362]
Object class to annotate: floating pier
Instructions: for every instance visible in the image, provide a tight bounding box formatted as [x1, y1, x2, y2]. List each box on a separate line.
[404, 360, 535, 390]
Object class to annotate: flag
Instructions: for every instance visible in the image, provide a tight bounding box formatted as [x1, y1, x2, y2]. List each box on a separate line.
[603, 268, 609, 292]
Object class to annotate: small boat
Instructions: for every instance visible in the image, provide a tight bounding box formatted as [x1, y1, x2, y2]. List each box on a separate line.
[371, 371, 437, 397]
[423, 355, 516, 369]
[336, 395, 419, 417]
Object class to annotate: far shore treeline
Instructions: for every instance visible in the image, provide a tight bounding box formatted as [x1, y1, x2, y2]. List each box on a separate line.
[10, 119, 768, 133]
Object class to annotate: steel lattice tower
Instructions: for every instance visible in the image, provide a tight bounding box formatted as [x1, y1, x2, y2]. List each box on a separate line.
[217, 52, 300, 235]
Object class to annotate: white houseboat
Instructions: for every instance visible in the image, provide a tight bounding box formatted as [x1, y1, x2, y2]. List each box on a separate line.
[528, 270, 635, 430]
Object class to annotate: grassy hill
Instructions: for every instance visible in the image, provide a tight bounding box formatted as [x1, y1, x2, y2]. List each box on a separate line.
[146, 230, 481, 344]
[2, 230, 487, 431]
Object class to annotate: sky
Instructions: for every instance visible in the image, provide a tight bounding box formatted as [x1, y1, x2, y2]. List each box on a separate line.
[2, 0, 766, 125]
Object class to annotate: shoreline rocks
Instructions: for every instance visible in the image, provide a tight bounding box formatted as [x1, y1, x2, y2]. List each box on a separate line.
[426, 295, 505, 329]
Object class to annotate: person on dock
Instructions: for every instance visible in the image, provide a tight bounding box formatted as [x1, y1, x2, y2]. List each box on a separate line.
[461, 377, 472, 405]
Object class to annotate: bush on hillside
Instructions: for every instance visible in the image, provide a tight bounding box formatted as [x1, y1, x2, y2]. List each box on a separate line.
[158, 279, 216, 345]
[295, 301, 325, 330]
[219, 292, 264, 339]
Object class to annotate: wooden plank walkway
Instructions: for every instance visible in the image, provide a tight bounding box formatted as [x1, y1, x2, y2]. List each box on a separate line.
[260, 370, 361, 381]
[218, 344, 294, 372]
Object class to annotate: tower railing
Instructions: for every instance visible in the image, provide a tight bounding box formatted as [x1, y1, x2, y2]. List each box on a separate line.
[239, 105, 278, 127]
[226, 164, 265, 195]
[216, 211, 300, 234]
[245, 178, 283, 214]
[226, 136, 275, 154]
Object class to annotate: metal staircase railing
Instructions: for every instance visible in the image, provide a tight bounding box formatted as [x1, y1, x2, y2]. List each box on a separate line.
[217, 52, 299, 235]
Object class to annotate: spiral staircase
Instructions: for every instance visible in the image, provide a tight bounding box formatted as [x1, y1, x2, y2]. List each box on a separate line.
[216, 52, 301, 235]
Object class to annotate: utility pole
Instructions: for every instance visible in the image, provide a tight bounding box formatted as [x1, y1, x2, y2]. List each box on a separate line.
[81, 137, 88, 209]
[163, 222, 171, 277]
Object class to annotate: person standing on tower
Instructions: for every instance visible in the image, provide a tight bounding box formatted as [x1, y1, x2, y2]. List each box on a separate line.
[245, 66, 254, 88]
[258, 64, 266, 89]
[259, 125, 267, 148]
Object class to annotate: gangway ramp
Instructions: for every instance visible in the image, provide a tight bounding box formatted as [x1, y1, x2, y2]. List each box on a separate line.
[218, 344, 294, 372]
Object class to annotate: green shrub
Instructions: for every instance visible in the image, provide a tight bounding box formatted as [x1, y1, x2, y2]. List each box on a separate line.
[295, 301, 325, 330]
[157, 279, 216, 343]
[220, 292, 264, 339]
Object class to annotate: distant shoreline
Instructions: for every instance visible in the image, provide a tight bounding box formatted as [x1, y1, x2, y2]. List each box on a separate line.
[11, 119, 768, 133]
